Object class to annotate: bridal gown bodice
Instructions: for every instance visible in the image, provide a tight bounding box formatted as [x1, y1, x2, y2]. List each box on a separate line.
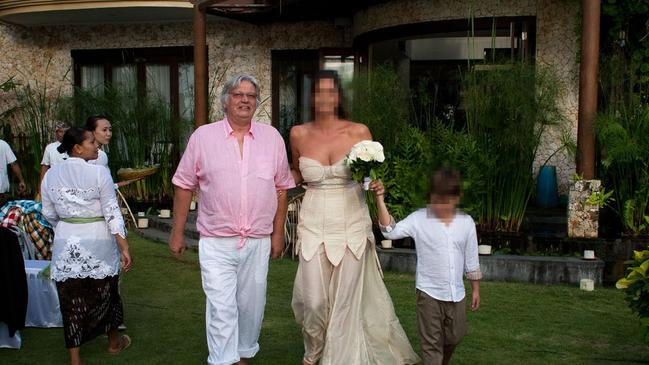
[297, 156, 375, 266]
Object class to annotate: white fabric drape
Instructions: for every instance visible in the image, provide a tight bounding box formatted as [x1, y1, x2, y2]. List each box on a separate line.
[111, 64, 137, 92]
[146, 64, 171, 109]
[81, 65, 105, 95]
[178, 63, 195, 150]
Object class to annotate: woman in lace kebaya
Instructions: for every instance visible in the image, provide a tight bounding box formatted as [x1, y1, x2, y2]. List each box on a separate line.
[40, 127, 132, 365]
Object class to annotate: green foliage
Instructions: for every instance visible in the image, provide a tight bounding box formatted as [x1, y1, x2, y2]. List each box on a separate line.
[349, 67, 431, 221]
[1, 64, 70, 196]
[596, 106, 649, 235]
[586, 187, 616, 208]
[349, 64, 409, 152]
[601, 0, 649, 105]
[349, 63, 566, 232]
[379, 125, 433, 221]
[57, 83, 186, 203]
[617, 248, 649, 343]
[461, 63, 565, 232]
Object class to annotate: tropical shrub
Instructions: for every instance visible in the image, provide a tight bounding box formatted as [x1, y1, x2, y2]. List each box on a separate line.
[617, 248, 649, 343]
[57, 84, 184, 203]
[462, 63, 565, 232]
[379, 125, 433, 221]
[597, 106, 649, 236]
[1, 65, 69, 196]
[349, 64, 409, 152]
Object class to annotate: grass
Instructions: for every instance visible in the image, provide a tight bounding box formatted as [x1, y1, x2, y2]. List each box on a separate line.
[2, 236, 649, 364]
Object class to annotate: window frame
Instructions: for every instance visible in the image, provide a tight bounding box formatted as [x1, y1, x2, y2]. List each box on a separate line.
[71, 46, 196, 119]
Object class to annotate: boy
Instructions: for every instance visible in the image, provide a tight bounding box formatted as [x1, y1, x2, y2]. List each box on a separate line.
[372, 168, 481, 365]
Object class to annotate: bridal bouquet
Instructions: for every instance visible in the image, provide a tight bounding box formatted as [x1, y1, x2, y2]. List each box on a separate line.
[346, 140, 385, 191]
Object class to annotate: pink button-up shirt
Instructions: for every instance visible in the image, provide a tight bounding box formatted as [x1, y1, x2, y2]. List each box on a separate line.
[172, 119, 295, 241]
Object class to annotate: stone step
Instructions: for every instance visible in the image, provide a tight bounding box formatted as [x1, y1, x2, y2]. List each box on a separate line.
[136, 226, 199, 248]
[133, 211, 199, 248]
[145, 214, 200, 240]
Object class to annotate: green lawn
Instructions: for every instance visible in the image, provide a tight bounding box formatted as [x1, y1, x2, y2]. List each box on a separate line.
[2, 235, 649, 364]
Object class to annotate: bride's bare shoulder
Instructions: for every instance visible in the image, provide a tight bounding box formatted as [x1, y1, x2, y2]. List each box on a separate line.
[290, 122, 312, 140]
[343, 120, 371, 139]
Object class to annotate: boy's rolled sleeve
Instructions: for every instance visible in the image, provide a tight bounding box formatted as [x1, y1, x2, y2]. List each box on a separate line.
[464, 220, 482, 280]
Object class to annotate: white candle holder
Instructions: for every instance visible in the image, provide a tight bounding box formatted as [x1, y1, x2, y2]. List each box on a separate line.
[137, 218, 149, 229]
[580, 278, 594, 291]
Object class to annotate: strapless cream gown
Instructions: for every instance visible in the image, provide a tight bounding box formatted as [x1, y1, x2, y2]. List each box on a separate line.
[292, 156, 420, 365]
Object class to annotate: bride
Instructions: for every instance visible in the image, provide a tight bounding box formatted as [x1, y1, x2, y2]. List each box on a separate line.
[289, 70, 420, 365]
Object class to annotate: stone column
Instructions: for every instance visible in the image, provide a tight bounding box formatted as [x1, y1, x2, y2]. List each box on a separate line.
[568, 180, 601, 238]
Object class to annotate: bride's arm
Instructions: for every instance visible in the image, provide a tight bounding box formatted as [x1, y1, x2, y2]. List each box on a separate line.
[289, 126, 304, 185]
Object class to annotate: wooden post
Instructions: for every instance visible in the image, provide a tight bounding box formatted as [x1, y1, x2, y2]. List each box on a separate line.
[576, 0, 600, 179]
[193, 4, 209, 127]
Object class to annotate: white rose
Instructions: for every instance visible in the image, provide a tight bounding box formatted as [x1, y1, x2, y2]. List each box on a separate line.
[365, 142, 378, 156]
[357, 150, 372, 162]
[375, 150, 385, 162]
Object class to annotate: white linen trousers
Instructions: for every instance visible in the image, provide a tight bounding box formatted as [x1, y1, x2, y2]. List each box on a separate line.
[199, 236, 271, 365]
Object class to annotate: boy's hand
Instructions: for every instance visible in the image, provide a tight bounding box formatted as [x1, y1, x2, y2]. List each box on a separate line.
[471, 291, 480, 311]
[369, 180, 385, 199]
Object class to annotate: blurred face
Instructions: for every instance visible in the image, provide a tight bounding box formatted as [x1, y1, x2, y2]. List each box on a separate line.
[226, 80, 257, 122]
[73, 131, 99, 161]
[55, 127, 68, 142]
[314, 78, 339, 116]
[93, 118, 112, 146]
[429, 194, 461, 218]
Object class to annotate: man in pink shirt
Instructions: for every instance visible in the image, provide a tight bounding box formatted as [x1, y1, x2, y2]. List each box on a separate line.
[170, 74, 295, 365]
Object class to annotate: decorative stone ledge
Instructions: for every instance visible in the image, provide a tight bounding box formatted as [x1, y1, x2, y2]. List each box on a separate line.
[568, 179, 601, 238]
[376, 248, 604, 285]
[479, 254, 604, 285]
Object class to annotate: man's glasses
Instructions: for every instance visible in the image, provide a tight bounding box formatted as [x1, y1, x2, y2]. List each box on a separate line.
[230, 92, 257, 100]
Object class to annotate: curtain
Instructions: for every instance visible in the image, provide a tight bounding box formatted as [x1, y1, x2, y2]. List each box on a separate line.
[178, 63, 195, 150]
[111, 65, 137, 92]
[146, 64, 171, 111]
[80, 65, 104, 95]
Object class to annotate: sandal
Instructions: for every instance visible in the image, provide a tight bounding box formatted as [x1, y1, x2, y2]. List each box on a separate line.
[108, 334, 131, 355]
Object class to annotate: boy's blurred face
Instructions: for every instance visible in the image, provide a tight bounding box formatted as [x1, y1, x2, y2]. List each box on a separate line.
[429, 193, 460, 218]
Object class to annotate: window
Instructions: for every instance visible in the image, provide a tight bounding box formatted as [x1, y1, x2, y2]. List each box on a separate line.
[357, 17, 535, 124]
[72, 46, 195, 121]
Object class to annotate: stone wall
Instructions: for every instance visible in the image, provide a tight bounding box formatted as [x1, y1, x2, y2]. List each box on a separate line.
[352, 0, 580, 193]
[534, 0, 580, 194]
[0, 18, 347, 125]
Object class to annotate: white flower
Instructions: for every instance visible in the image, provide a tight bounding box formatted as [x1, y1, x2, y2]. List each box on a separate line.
[349, 140, 382, 161]
[357, 150, 372, 162]
[375, 149, 385, 162]
[364, 141, 379, 155]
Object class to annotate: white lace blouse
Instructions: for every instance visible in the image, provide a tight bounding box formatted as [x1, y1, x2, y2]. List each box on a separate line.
[41, 157, 127, 281]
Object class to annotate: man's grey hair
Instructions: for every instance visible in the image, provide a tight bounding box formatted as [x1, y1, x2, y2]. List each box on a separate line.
[220, 74, 261, 113]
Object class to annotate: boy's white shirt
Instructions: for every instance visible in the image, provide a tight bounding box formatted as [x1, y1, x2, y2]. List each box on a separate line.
[381, 208, 482, 303]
